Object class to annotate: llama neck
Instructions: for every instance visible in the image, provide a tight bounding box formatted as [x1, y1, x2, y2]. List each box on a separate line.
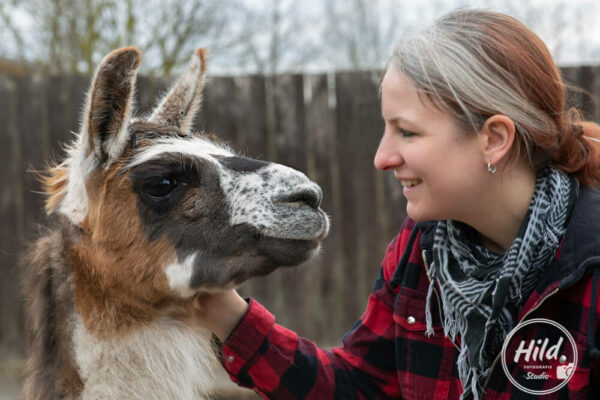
[69, 233, 181, 337]
[73, 316, 217, 400]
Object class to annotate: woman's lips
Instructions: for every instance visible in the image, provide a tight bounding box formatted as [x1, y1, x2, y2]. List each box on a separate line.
[399, 179, 422, 187]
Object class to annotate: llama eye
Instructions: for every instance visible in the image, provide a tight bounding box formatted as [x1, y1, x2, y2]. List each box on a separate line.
[143, 178, 177, 200]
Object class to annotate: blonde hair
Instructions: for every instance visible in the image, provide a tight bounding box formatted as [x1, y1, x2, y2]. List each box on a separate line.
[389, 9, 600, 186]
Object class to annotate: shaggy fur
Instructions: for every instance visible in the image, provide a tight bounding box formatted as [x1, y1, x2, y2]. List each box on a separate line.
[23, 47, 329, 399]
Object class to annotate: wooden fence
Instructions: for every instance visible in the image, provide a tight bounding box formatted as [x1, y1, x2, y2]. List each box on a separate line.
[1, 66, 600, 363]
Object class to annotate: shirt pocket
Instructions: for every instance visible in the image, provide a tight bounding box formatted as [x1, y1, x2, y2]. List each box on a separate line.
[393, 287, 458, 400]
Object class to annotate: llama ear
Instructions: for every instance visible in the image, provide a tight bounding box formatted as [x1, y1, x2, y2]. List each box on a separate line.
[82, 46, 141, 164]
[148, 48, 207, 134]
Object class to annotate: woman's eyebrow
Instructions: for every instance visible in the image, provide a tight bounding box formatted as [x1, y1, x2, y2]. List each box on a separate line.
[384, 115, 419, 130]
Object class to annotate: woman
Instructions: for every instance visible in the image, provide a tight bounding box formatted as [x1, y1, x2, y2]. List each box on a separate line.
[195, 9, 600, 399]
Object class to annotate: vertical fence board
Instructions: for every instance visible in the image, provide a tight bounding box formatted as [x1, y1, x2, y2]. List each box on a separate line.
[334, 72, 362, 330]
[68, 75, 90, 133]
[0, 77, 25, 358]
[591, 67, 600, 122]
[562, 66, 600, 121]
[47, 76, 82, 163]
[202, 77, 238, 145]
[235, 75, 269, 159]
[353, 72, 387, 302]
[305, 74, 341, 344]
[578, 66, 597, 120]
[136, 75, 157, 116]
[270, 74, 310, 333]
[16, 76, 48, 241]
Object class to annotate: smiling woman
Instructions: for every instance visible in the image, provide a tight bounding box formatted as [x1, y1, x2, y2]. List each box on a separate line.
[375, 68, 505, 229]
[193, 9, 600, 400]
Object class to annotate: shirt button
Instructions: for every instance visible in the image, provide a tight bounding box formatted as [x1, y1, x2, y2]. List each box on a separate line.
[227, 355, 235, 363]
[407, 316, 416, 325]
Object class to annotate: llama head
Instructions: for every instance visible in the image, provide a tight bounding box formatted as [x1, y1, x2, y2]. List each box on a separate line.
[43, 47, 329, 302]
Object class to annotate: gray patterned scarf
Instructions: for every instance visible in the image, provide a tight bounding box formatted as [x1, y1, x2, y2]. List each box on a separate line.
[425, 167, 578, 400]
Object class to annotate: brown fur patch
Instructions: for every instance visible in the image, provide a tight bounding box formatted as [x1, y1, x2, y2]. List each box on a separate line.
[72, 160, 182, 337]
[196, 48, 207, 74]
[40, 164, 69, 215]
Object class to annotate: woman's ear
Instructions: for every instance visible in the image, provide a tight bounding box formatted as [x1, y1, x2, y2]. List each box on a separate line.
[479, 115, 516, 168]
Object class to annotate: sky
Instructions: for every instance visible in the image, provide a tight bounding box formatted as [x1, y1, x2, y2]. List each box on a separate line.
[230, 0, 600, 72]
[3, 0, 600, 73]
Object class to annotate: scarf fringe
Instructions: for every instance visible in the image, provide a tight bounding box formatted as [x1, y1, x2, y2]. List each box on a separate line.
[425, 280, 435, 337]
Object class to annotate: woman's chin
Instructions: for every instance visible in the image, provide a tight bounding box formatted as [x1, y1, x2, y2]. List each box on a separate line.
[406, 205, 423, 222]
[405, 204, 435, 222]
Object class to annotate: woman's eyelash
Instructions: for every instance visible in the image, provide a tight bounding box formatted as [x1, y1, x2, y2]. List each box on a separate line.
[398, 128, 416, 137]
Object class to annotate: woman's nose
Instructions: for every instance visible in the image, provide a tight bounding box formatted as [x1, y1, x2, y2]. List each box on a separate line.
[374, 131, 403, 171]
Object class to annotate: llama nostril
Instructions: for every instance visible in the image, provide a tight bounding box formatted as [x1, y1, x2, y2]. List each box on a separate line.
[277, 189, 321, 209]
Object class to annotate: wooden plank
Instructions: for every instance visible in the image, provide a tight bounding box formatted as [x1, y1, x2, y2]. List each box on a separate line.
[234, 75, 269, 159]
[352, 71, 386, 320]
[577, 66, 597, 121]
[334, 71, 360, 331]
[68, 74, 91, 136]
[271, 74, 307, 170]
[334, 71, 385, 331]
[16, 75, 48, 238]
[0, 76, 26, 358]
[201, 77, 238, 145]
[46, 76, 76, 160]
[305, 73, 341, 344]
[590, 67, 600, 122]
[562, 66, 586, 114]
[334, 70, 390, 332]
[270, 74, 309, 333]
[135, 75, 157, 116]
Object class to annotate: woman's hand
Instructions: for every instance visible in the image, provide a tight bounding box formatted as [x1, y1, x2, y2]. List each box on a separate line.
[192, 289, 249, 342]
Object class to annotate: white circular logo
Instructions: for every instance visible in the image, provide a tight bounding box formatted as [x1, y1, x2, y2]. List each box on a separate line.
[501, 318, 578, 395]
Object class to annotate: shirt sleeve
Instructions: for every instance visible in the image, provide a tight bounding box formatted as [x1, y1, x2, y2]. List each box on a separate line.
[221, 235, 406, 400]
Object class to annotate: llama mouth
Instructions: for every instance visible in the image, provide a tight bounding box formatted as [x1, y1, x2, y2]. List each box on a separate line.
[281, 201, 309, 208]
[262, 188, 329, 240]
[263, 208, 330, 241]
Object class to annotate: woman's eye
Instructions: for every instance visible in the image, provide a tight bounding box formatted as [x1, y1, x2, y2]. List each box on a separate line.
[143, 178, 177, 200]
[398, 128, 416, 137]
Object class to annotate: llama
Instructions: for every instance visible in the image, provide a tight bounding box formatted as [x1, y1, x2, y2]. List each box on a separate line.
[22, 47, 329, 399]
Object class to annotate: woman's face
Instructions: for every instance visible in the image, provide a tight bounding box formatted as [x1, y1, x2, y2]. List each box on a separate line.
[374, 67, 488, 222]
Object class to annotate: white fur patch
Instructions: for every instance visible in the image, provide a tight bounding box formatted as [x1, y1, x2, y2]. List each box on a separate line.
[165, 253, 197, 297]
[125, 136, 234, 171]
[58, 134, 99, 225]
[73, 317, 216, 400]
[220, 163, 329, 240]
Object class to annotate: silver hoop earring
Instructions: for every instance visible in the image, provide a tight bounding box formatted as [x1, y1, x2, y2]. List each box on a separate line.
[487, 162, 496, 174]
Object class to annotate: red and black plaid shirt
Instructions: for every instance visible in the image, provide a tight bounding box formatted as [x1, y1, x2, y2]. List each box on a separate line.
[221, 187, 600, 399]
